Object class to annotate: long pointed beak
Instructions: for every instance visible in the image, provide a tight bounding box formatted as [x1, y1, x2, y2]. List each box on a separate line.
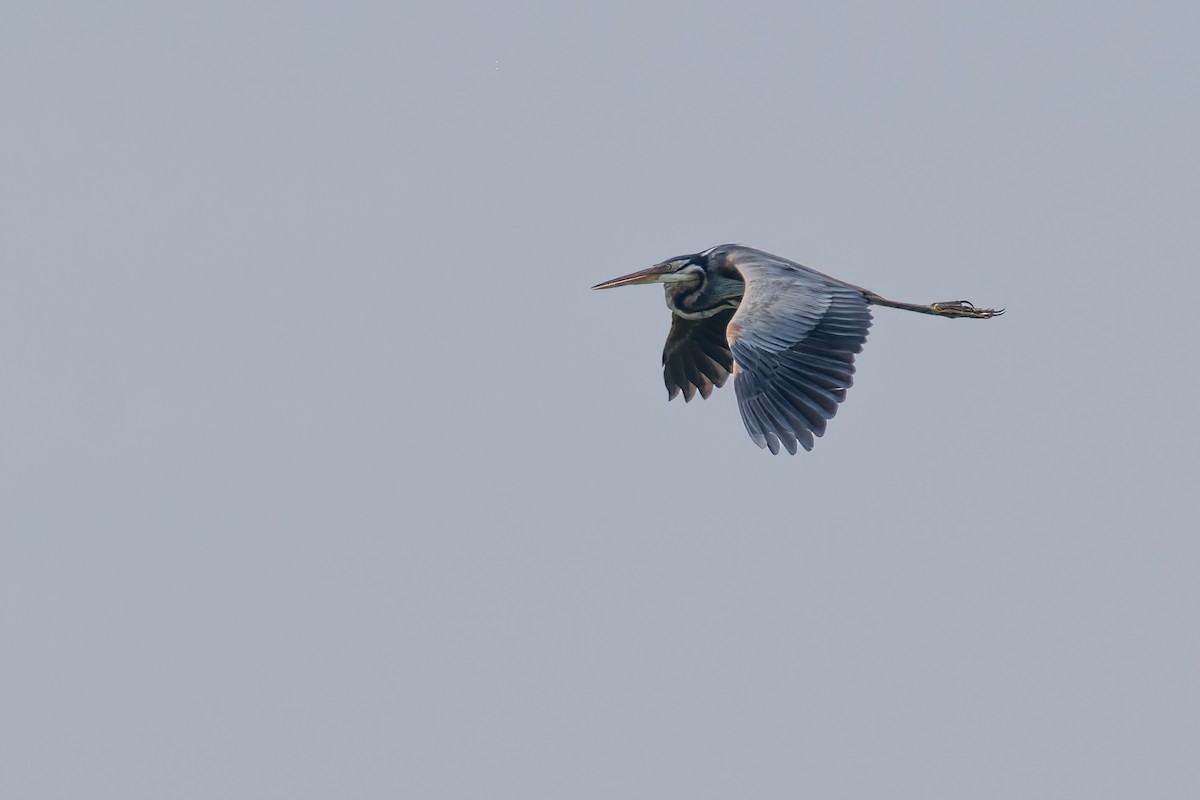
[592, 262, 677, 290]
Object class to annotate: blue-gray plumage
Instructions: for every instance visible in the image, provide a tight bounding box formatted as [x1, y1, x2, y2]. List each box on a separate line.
[592, 245, 1003, 454]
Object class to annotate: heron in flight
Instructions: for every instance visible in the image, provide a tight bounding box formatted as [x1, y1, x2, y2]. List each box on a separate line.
[593, 244, 1002, 454]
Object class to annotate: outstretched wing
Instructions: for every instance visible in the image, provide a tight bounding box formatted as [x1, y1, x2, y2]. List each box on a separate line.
[724, 248, 872, 454]
[662, 308, 736, 401]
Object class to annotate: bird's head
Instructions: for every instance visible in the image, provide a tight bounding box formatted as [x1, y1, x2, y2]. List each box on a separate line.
[591, 254, 705, 291]
[593, 246, 745, 318]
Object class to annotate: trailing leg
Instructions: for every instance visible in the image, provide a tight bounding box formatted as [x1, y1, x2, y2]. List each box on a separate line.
[865, 293, 1004, 319]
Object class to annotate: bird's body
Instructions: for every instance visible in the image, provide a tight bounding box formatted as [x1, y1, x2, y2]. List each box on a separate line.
[593, 245, 1002, 454]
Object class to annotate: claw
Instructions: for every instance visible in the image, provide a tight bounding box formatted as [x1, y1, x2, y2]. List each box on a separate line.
[930, 300, 1004, 319]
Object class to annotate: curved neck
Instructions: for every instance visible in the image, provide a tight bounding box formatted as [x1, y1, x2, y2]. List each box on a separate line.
[665, 278, 742, 320]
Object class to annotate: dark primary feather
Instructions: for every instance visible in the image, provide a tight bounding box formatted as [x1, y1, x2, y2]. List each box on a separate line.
[723, 248, 873, 454]
[662, 308, 736, 401]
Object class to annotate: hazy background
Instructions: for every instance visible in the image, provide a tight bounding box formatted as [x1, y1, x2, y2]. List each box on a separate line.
[3, 2, 1198, 797]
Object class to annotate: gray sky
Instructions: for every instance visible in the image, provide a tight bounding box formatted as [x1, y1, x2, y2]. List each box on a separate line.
[3, 2, 1198, 797]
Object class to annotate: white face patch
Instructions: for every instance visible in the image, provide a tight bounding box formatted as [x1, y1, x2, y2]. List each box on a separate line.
[654, 262, 701, 283]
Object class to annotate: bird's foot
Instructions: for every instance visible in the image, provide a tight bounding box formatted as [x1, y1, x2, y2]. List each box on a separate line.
[929, 300, 1005, 319]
